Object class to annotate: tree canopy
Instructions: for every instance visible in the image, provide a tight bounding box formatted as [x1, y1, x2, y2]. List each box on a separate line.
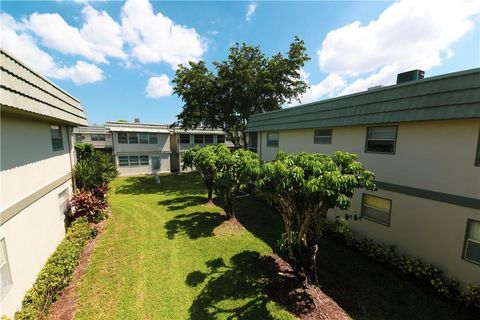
[257, 151, 376, 284]
[173, 37, 310, 147]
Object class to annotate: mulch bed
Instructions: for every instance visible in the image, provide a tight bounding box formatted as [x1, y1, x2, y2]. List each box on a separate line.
[264, 254, 351, 320]
[46, 218, 108, 320]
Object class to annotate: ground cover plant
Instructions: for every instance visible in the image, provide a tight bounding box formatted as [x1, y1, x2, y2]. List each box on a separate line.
[73, 173, 479, 320]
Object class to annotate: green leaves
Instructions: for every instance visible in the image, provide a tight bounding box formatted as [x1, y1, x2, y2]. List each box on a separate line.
[173, 37, 310, 147]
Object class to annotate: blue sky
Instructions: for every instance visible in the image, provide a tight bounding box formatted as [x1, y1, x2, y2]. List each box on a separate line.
[2, 0, 479, 125]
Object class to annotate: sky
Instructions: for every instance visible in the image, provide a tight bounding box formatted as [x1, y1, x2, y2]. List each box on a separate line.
[2, 0, 479, 125]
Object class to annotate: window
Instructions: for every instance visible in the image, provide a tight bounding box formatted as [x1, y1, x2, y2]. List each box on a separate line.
[128, 133, 138, 144]
[149, 134, 158, 144]
[91, 134, 106, 141]
[194, 135, 204, 144]
[249, 132, 258, 152]
[180, 134, 190, 144]
[118, 156, 129, 166]
[139, 133, 149, 144]
[314, 129, 332, 144]
[204, 135, 214, 144]
[463, 219, 480, 265]
[50, 125, 64, 151]
[58, 189, 69, 219]
[217, 135, 225, 144]
[0, 238, 12, 298]
[362, 194, 392, 226]
[266, 132, 279, 148]
[139, 155, 149, 166]
[475, 131, 480, 166]
[75, 134, 84, 143]
[129, 155, 139, 166]
[365, 126, 397, 154]
[118, 133, 128, 144]
[151, 157, 160, 171]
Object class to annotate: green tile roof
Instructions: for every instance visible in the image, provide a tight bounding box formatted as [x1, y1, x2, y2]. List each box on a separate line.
[246, 68, 480, 132]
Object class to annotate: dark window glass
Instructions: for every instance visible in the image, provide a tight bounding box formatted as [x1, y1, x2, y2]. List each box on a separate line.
[129, 155, 139, 166]
[128, 133, 139, 144]
[314, 129, 332, 144]
[464, 219, 480, 264]
[365, 126, 397, 154]
[50, 125, 64, 151]
[149, 134, 158, 144]
[139, 155, 149, 165]
[180, 134, 190, 144]
[194, 135, 204, 144]
[249, 132, 258, 151]
[91, 134, 106, 141]
[118, 156, 129, 166]
[266, 132, 279, 148]
[139, 133, 149, 144]
[204, 135, 214, 144]
[217, 135, 225, 143]
[118, 133, 128, 144]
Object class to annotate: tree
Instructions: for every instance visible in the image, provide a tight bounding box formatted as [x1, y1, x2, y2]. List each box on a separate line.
[257, 151, 376, 285]
[215, 147, 260, 219]
[182, 145, 220, 202]
[173, 37, 310, 148]
[74, 143, 95, 160]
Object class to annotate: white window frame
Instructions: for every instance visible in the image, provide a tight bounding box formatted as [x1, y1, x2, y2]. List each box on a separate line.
[0, 238, 12, 298]
[361, 194, 392, 226]
[266, 132, 279, 148]
[50, 125, 64, 152]
[463, 219, 480, 265]
[314, 128, 332, 144]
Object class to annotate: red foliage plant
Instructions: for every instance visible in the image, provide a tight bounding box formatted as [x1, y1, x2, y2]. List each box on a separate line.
[68, 188, 108, 222]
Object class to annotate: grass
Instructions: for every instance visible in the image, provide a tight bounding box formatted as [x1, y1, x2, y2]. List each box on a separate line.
[74, 173, 479, 320]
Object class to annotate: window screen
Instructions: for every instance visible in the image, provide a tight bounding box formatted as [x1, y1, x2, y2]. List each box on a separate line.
[129, 155, 139, 166]
[314, 129, 332, 144]
[149, 134, 158, 144]
[128, 133, 139, 144]
[180, 134, 190, 144]
[91, 134, 106, 141]
[365, 126, 397, 154]
[217, 135, 225, 144]
[464, 219, 480, 264]
[194, 135, 204, 144]
[139, 133, 149, 144]
[139, 155, 149, 166]
[204, 135, 214, 144]
[118, 156, 129, 166]
[266, 132, 279, 147]
[362, 194, 391, 226]
[118, 133, 128, 144]
[50, 125, 64, 151]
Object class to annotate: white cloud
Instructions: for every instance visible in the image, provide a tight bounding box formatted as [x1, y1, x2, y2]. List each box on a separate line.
[207, 30, 220, 36]
[1, 13, 104, 85]
[121, 0, 205, 68]
[302, 0, 480, 103]
[246, 2, 257, 23]
[52, 60, 104, 85]
[146, 74, 173, 98]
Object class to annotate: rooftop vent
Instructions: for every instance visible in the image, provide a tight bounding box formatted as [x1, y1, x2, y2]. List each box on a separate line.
[367, 85, 383, 91]
[134, 118, 140, 123]
[396, 69, 424, 84]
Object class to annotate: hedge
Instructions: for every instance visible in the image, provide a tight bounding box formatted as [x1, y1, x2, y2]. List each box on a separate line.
[324, 220, 480, 309]
[15, 218, 96, 319]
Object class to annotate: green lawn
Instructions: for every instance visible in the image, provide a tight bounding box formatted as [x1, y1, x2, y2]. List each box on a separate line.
[75, 173, 479, 320]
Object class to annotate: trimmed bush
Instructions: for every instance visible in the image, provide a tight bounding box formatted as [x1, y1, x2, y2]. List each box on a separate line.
[74, 143, 95, 161]
[15, 218, 96, 320]
[68, 188, 108, 223]
[73, 150, 118, 191]
[324, 220, 480, 308]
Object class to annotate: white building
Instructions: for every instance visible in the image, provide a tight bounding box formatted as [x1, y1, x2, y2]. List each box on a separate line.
[0, 49, 88, 317]
[245, 68, 480, 287]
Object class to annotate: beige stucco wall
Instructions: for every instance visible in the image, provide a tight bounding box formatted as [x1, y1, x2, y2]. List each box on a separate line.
[1, 114, 73, 211]
[254, 118, 480, 286]
[0, 180, 71, 317]
[258, 119, 480, 197]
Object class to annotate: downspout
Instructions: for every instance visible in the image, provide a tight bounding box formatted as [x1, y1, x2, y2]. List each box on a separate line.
[66, 126, 77, 191]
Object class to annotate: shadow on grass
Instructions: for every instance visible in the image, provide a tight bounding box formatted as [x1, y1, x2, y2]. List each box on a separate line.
[158, 195, 207, 211]
[164, 211, 225, 239]
[114, 173, 205, 195]
[187, 251, 279, 320]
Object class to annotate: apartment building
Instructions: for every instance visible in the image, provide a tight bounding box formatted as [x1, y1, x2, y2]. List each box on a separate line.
[73, 126, 113, 154]
[0, 49, 88, 316]
[170, 128, 233, 172]
[245, 68, 480, 286]
[104, 121, 171, 175]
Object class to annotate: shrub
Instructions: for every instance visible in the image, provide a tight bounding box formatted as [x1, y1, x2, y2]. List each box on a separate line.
[68, 188, 108, 223]
[74, 143, 95, 161]
[324, 220, 480, 308]
[73, 151, 118, 191]
[15, 218, 95, 319]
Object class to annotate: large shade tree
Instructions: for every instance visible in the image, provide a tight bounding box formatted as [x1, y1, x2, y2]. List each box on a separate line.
[257, 151, 376, 285]
[172, 37, 310, 148]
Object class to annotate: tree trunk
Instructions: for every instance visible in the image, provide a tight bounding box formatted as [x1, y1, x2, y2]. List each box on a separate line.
[207, 188, 213, 202]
